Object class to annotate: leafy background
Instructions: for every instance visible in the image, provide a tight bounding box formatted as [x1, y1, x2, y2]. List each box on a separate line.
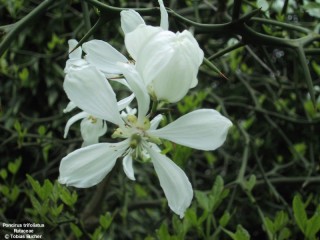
[1, 0, 320, 239]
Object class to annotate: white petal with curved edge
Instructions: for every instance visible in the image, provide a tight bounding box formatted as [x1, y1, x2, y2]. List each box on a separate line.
[59, 139, 129, 188]
[118, 63, 150, 124]
[82, 40, 127, 74]
[64, 66, 123, 125]
[125, 25, 162, 61]
[134, 30, 175, 86]
[64, 111, 89, 138]
[123, 154, 135, 180]
[158, 0, 168, 30]
[148, 109, 232, 151]
[150, 114, 163, 130]
[80, 117, 107, 147]
[121, 9, 145, 34]
[150, 49, 195, 102]
[63, 101, 77, 113]
[64, 58, 88, 73]
[146, 144, 193, 218]
[68, 39, 82, 59]
[117, 93, 135, 111]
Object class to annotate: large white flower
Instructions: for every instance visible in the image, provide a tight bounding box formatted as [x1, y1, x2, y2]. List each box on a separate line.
[123, 0, 203, 102]
[59, 64, 232, 218]
[83, 0, 204, 103]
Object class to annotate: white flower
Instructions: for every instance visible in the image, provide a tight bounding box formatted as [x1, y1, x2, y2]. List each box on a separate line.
[59, 64, 232, 218]
[82, 0, 204, 103]
[123, 0, 203, 102]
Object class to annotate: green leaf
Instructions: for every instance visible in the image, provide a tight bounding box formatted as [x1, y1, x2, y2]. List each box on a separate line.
[70, 223, 83, 238]
[9, 185, 20, 202]
[51, 204, 64, 217]
[99, 212, 113, 230]
[274, 211, 289, 232]
[244, 174, 256, 192]
[156, 223, 171, 239]
[8, 157, 22, 175]
[0, 185, 10, 196]
[219, 211, 231, 227]
[293, 195, 307, 234]
[59, 185, 77, 207]
[264, 217, 275, 235]
[37, 125, 46, 136]
[305, 209, 320, 238]
[223, 225, 251, 240]
[195, 190, 209, 211]
[278, 227, 291, 240]
[26, 174, 43, 198]
[234, 225, 251, 240]
[0, 169, 8, 180]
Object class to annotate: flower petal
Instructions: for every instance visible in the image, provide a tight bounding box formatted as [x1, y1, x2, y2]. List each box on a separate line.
[63, 101, 77, 113]
[118, 63, 150, 124]
[64, 66, 123, 125]
[150, 114, 163, 130]
[148, 109, 232, 151]
[125, 25, 162, 61]
[117, 93, 135, 111]
[82, 40, 128, 74]
[120, 9, 145, 34]
[134, 30, 175, 86]
[68, 39, 82, 59]
[123, 154, 135, 180]
[80, 117, 107, 147]
[59, 139, 129, 188]
[64, 111, 89, 138]
[158, 0, 169, 30]
[146, 144, 193, 218]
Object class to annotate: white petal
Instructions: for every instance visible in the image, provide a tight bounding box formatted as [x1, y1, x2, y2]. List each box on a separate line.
[82, 40, 127, 74]
[80, 117, 107, 147]
[118, 63, 150, 124]
[63, 101, 77, 113]
[146, 144, 193, 218]
[125, 25, 162, 61]
[148, 109, 232, 151]
[158, 0, 169, 30]
[135, 30, 175, 86]
[150, 49, 196, 102]
[117, 93, 135, 111]
[64, 66, 123, 125]
[64, 58, 88, 74]
[120, 9, 145, 34]
[58, 139, 129, 188]
[68, 39, 82, 59]
[150, 114, 163, 130]
[64, 111, 89, 138]
[122, 154, 135, 180]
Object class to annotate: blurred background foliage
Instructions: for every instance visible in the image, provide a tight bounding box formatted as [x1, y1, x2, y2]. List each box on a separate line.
[1, 0, 320, 239]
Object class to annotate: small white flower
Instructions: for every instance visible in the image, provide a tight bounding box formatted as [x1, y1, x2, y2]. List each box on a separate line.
[59, 63, 232, 218]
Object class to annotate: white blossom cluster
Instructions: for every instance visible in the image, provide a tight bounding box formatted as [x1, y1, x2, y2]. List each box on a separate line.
[59, 0, 232, 218]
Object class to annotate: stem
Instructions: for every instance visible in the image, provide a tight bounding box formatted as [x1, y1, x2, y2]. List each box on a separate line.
[81, 0, 92, 33]
[296, 46, 316, 108]
[250, 17, 311, 34]
[232, 0, 243, 21]
[0, 0, 56, 57]
[208, 42, 245, 60]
